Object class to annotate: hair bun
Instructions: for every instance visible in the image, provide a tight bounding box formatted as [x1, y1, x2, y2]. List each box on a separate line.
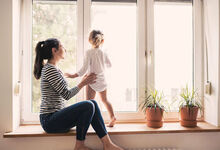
[89, 30, 104, 47]
[95, 34, 103, 40]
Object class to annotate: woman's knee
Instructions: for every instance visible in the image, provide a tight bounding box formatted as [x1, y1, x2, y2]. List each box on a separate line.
[89, 100, 102, 110]
[82, 101, 95, 112]
[89, 99, 98, 106]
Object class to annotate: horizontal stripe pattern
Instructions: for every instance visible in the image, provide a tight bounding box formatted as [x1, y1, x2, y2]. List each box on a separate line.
[40, 63, 79, 114]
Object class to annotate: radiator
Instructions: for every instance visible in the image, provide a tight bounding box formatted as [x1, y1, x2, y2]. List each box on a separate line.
[126, 148, 179, 150]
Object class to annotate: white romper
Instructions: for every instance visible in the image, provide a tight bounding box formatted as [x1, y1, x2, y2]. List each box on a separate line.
[77, 48, 111, 92]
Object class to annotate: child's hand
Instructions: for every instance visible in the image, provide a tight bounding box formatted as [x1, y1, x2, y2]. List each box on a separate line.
[64, 73, 79, 78]
[64, 73, 73, 78]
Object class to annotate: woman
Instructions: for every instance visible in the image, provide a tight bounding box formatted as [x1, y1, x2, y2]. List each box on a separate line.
[34, 38, 123, 150]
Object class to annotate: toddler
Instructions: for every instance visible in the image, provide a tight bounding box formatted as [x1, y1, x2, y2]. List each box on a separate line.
[65, 30, 116, 127]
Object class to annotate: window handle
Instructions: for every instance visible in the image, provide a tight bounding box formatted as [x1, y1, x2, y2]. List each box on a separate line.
[145, 50, 152, 65]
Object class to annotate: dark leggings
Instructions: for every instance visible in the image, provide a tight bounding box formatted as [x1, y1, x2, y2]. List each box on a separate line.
[40, 100, 107, 141]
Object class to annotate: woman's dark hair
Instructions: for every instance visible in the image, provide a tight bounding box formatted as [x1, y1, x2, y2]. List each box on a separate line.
[34, 38, 59, 80]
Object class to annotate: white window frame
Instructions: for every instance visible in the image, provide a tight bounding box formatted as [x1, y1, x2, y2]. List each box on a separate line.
[20, 0, 203, 124]
[146, 0, 204, 121]
[84, 0, 146, 123]
[21, 0, 84, 124]
[21, 0, 146, 124]
[20, 0, 33, 124]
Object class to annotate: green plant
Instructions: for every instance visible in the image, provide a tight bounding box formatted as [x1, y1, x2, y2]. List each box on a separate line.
[179, 85, 202, 110]
[140, 89, 165, 112]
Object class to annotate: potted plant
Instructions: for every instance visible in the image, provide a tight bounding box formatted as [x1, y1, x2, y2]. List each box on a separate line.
[179, 86, 202, 127]
[140, 89, 165, 128]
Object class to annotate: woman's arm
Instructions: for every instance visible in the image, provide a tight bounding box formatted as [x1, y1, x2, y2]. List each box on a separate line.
[45, 66, 95, 100]
[77, 73, 96, 90]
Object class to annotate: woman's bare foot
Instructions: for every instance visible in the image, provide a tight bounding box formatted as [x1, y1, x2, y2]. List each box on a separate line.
[74, 140, 93, 150]
[74, 145, 93, 150]
[101, 135, 124, 150]
[107, 117, 116, 127]
[104, 142, 124, 150]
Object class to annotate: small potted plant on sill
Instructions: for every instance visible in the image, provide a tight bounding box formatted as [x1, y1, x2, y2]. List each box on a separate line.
[179, 85, 202, 127]
[140, 89, 165, 128]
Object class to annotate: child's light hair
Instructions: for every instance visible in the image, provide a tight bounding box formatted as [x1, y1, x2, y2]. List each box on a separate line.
[89, 30, 104, 48]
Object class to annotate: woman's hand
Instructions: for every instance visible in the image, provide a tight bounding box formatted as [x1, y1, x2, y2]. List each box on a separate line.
[77, 73, 96, 89]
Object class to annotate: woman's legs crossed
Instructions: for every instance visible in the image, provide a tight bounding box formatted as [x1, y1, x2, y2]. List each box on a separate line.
[40, 101, 95, 141]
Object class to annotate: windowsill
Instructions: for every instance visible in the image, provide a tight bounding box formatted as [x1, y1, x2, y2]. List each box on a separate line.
[3, 122, 220, 138]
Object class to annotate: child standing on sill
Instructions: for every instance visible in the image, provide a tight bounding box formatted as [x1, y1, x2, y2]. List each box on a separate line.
[65, 30, 116, 127]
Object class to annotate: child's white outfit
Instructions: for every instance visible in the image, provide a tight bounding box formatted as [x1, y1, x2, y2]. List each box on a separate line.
[77, 48, 111, 92]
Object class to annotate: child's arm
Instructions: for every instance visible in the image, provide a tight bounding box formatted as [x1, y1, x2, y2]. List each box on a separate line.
[104, 52, 112, 68]
[64, 73, 79, 78]
[77, 51, 90, 76]
[65, 51, 90, 78]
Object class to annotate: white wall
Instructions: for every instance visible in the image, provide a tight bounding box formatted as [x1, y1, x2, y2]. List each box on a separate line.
[0, 132, 220, 150]
[0, 0, 13, 133]
[1, 133, 220, 150]
[203, 0, 220, 126]
[1, 0, 220, 150]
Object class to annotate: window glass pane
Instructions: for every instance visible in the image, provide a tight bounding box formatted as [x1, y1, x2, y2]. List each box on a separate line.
[32, 1, 77, 113]
[91, 2, 137, 111]
[154, 1, 193, 111]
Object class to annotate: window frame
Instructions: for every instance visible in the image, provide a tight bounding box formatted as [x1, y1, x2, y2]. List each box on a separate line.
[20, 0, 203, 124]
[146, 0, 204, 120]
[84, 0, 146, 122]
[21, 0, 84, 124]
[21, 0, 146, 124]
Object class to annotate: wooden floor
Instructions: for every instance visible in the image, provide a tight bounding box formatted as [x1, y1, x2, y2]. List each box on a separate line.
[4, 122, 220, 138]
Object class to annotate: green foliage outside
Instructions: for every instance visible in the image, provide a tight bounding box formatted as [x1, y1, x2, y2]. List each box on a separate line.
[32, 2, 78, 113]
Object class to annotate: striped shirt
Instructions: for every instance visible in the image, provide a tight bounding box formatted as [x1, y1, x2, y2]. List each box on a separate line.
[40, 63, 79, 114]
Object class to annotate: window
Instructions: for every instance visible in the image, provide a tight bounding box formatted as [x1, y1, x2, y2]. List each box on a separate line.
[22, 0, 143, 123]
[146, 0, 203, 119]
[21, 0, 80, 123]
[154, 0, 193, 111]
[32, 0, 78, 113]
[91, 1, 137, 111]
[21, 0, 202, 123]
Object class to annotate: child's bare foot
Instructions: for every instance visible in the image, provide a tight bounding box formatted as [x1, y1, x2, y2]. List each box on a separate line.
[107, 117, 116, 127]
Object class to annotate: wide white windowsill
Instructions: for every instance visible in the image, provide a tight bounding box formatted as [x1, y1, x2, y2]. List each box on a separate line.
[3, 122, 220, 138]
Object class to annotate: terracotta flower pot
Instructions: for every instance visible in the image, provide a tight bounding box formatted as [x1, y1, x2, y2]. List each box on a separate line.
[180, 106, 199, 127]
[145, 107, 164, 128]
